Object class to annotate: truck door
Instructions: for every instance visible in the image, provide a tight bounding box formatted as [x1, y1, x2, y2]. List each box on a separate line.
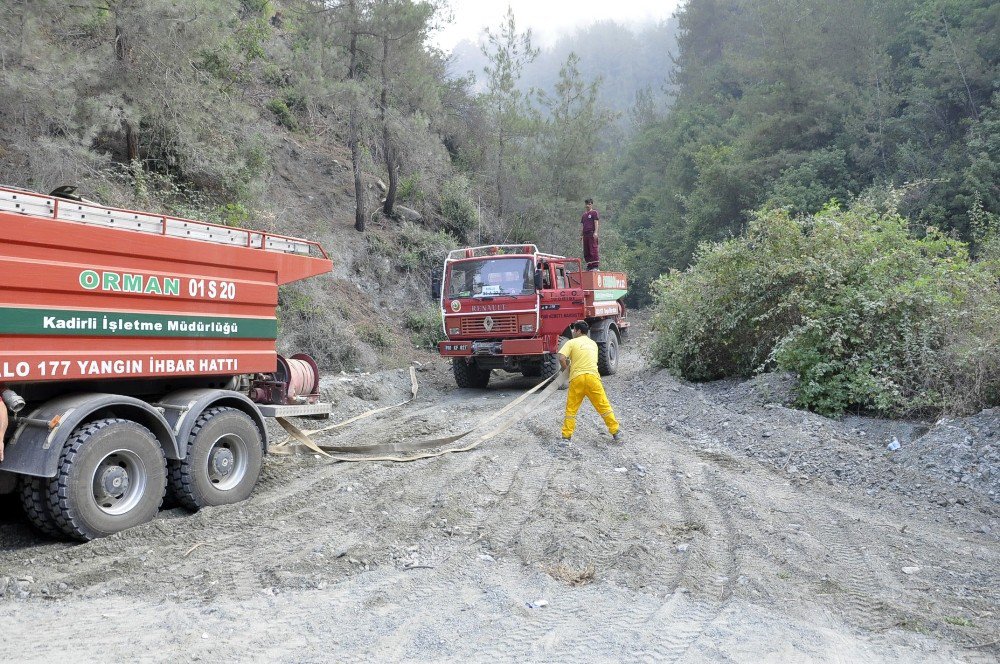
[538, 260, 584, 345]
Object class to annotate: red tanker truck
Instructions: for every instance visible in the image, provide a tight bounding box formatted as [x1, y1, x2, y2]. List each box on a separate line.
[0, 185, 333, 540]
[436, 245, 629, 388]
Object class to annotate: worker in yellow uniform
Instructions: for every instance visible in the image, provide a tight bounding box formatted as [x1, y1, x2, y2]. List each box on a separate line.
[558, 320, 620, 444]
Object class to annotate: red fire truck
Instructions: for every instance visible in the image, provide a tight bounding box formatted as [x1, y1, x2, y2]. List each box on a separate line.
[0, 185, 333, 540]
[436, 245, 629, 388]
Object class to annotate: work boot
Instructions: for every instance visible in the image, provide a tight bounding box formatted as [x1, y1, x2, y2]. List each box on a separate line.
[611, 432, 622, 444]
[558, 437, 572, 447]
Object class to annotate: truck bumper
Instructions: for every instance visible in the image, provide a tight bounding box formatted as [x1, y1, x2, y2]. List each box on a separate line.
[438, 338, 545, 357]
[439, 341, 473, 356]
[501, 339, 545, 355]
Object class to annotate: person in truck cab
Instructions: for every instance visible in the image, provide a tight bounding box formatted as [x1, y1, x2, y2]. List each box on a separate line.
[557, 320, 621, 445]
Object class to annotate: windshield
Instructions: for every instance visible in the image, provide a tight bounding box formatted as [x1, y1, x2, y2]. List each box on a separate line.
[446, 257, 535, 298]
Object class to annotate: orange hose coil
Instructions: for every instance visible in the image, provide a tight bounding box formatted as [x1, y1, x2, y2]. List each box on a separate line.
[284, 358, 313, 399]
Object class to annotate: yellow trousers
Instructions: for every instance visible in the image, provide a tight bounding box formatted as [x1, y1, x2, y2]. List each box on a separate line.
[562, 374, 620, 438]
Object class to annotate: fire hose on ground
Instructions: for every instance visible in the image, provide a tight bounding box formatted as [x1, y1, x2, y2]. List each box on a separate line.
[270, 367, 565, 463]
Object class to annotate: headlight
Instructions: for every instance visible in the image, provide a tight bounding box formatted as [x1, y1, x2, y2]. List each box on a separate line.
[521, 324, 534, 332]
[449, 328, 460, 334]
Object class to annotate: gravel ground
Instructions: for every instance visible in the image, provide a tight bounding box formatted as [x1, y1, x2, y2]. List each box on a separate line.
[0, 336, 997, 662]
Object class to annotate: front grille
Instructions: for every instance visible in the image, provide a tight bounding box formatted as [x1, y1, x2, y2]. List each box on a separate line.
[461, 314, 518, 335]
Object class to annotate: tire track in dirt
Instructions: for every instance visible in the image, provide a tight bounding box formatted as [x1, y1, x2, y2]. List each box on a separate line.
[620, 459, 736, 663]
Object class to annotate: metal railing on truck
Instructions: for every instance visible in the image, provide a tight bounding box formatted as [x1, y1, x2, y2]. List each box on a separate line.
[445, 245, 566, 262]
[0, 185, 328, 259]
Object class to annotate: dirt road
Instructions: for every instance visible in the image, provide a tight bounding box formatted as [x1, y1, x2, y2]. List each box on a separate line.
[1, 343, 997, 662]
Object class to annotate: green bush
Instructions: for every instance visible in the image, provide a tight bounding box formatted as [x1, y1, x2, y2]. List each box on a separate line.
[651, 199, 1000, 416]
[439, 175, 478, 237]
[357, 323, 392, 350]
[405, 307, 445, 349]
[397, 175, 422, 202]
[363, 224, 452, 274]
[266, 98, 298, 131]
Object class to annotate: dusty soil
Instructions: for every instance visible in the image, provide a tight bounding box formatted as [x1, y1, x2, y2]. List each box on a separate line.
[1, 338, 998, 662]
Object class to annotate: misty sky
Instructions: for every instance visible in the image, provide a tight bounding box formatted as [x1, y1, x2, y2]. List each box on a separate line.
[433, 0, 681, 51]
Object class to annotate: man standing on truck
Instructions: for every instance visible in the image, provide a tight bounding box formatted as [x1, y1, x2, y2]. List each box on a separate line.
[581, 198, 600, 270]
[558, 320, 620, 444]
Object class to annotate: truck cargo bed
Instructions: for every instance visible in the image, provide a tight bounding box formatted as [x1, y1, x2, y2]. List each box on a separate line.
[0, 186, 332, 384]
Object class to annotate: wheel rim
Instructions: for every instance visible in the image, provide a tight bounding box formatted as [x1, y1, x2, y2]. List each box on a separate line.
[91, 449, 147, 516]
[205, 433, 250, 491]
[608, 338, 618, 367]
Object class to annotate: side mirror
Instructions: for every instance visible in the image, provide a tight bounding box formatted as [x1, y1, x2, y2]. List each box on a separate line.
[431, 274, 442, 301]
[533, 270, 543, 291]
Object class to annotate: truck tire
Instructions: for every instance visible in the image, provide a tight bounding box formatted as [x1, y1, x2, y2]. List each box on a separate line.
[453, 359, 491, 388]
[48, 418, 167, 541]
[19, 477, 62, 538]
[597, 330, 619, 376]
[540, 336, 569, 380]
[168, 407, 264, 511]
[539, 351, 560, 379]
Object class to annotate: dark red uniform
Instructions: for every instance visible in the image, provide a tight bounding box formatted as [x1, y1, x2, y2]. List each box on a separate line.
[581, 209, 600, 270]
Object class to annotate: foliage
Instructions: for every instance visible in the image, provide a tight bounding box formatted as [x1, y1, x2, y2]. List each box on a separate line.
[610, 0, 1000, 303]
[357, 323, 392, 349]
[404, 307, 445, 348]
[266, 98, 299, 130]
[478, 7, 539, 232]
[363, 222, 454, 276]
[397, 175, 422, 202]
[652, 197, 1000, 416]
[439, 175, 479, 237]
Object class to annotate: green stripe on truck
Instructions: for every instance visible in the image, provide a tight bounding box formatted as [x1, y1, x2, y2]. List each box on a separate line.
[0, 307, 277, 339]
[592, 289, 628, 302]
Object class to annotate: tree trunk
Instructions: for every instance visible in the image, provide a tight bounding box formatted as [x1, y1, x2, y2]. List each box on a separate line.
[114, 16, 139, 169]
[17, 0, 28, 66]
[125, 119, 139, 163]
[496, 128, 505, 229]
[383, 135, 398, 217]
[380, 35, 398, 218]
[939, 12, 979, 122]
[114, 22, 128, 62]
[350, 108, 365, 232]
[347, 0, 366, 232]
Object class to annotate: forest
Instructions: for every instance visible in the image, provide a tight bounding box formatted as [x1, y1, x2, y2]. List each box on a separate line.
[0, 0, 997, 415]
[608, 0, 1000, 303]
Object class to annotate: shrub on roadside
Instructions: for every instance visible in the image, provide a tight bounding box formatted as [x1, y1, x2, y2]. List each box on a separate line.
[405, 307, 445, 349]
[439, 175, 478, 238]
[651, 199, 1000, 417]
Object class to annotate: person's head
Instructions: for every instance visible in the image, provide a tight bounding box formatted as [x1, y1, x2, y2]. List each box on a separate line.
[584, 198, 594, 211]
[570, 320, 590, 338]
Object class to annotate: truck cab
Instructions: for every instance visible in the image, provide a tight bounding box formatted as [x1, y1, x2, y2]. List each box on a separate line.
[438, 245, 628, 388]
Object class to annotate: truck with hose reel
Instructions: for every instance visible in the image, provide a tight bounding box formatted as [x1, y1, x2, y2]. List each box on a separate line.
[0, 185, 333, 540]
[436, 245, 629, 388]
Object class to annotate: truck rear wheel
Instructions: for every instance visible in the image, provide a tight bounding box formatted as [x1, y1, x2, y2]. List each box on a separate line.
[48, 418, 167, 541]
[168, 407, 264, 511]
[597, 331, 619, 376]
[453, 358, 491, 388]
[19, 477, 62, 538]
